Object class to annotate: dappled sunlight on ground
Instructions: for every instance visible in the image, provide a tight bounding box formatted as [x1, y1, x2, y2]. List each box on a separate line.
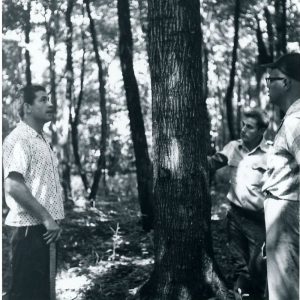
[2, 170, 232, 299]
[55, 195, 154, 299]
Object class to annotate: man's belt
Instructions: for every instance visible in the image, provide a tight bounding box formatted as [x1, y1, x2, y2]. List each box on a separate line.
[229, 202, 265, 222]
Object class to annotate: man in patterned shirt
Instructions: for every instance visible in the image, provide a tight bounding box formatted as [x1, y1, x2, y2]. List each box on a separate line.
[3, 85, 64, 300]
[262, 53, 300, 300]
[208, 108, 270, 300]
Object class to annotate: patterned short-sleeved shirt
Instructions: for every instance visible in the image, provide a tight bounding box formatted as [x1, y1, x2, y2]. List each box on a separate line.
[262, 99, 300, 201]
[3, 121, 64, 226]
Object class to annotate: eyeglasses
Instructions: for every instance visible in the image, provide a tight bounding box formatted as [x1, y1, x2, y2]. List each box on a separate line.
[265, 77, 285, 84]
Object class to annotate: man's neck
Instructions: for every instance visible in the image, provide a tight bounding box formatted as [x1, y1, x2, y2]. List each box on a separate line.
[243, 137, 262, 152]
[280, 91, 300, 113]
[23, 118, 44, 134]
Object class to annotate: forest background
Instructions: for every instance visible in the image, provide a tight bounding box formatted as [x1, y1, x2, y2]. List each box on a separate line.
[2, 0, 300, 299]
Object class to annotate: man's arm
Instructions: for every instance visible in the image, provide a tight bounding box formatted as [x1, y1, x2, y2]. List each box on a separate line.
[207, 152, 228, 172]
[5, 172, 61, 244]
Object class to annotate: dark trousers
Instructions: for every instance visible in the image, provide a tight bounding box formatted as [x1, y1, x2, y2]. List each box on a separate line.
[227, 204, 267, 300]
[8, 225, 50, 300]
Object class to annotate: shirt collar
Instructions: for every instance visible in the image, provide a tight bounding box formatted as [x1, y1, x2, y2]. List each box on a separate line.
[19, 121, 43, 138]
[285, 98, 300, 117]
[238, 138, 268, 154]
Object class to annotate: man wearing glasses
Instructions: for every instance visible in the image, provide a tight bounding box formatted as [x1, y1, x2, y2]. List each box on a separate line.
[262, 53, 300, 300]
[3, 85, 64, 300]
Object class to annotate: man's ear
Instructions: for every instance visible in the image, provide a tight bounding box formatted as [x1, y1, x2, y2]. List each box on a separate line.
[23, 103, 32, 115]
[258, 127, 265, 136]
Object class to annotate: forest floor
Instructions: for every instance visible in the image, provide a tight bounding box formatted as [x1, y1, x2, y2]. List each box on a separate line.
[2, 170, 232, 300]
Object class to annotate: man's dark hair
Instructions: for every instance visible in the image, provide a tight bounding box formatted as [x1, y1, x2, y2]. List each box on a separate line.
[243, 108, 269, 130]
[18, 85, 46, 118]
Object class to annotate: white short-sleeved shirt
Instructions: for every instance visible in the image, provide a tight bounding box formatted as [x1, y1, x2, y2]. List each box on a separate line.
[209, 139, 271, 211]
[262, 99, 300, 201]
[3, 121, 65, 226]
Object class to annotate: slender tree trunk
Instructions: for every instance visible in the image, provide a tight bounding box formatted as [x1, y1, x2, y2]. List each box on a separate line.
[203, 47, 209, 103]
[137, 0, 150, 58]
[264, 7, 274, 62]
[224, 0, 240, 141]
[255, 17, 269, 105]
[236, 80, 242, 137]
[117, 0, 154, 231]
[140, 0, 230, 298]
[43, 1, 58, 145]
[71, 21, 89, 192]
[275, 0, 287, 57]
[24, 0, 32, 86]
[62, 0, 74, 201]
[85, 0, 108, 201]
[280, 0, 287, 54]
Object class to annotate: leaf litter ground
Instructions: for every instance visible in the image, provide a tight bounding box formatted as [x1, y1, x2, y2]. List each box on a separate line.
[2, 170, 233, 299]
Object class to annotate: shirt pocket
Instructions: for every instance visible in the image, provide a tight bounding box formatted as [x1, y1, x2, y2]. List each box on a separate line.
[228, 159, 239, 184]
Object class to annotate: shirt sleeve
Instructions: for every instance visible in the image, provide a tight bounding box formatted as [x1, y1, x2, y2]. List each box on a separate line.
[3, 139, 31, 179]
[284, 116, 300, 165]
[207, 142, 233, 171]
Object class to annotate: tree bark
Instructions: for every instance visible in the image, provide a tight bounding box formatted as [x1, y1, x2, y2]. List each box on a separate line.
[203, 46, 209, 104]
[85, 0, 108, 201]
[117, 0, 154, 231]
[140, 0, 230, 298]
[24, 0, 32, 86]
[224, 0, 240, 141]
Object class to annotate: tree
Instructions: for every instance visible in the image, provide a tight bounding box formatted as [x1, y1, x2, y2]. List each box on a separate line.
[224, 0, 241, 141]
[70, 12, 89, 192]
[117, 0, 154, 231]
[85, 0, 108, 201]
[275, 0, 287, 57]
[24, 0, 32, 86]
[62, 0, 75, 201]
[43, 0, 59, 145]
[141, 0, 229, 298]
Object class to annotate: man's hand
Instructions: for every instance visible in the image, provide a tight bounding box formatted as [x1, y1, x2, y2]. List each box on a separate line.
[5, 173, 63, 244]
[43, 218, 62, 244]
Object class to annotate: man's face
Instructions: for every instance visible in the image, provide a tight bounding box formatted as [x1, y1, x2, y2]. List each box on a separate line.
[240, 117, 264, 145]
[266, 69, 287, 107]
[28, 90, 54, 123]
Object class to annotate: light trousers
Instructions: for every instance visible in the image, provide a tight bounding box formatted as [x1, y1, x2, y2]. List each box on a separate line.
[264, 198, 299, 300]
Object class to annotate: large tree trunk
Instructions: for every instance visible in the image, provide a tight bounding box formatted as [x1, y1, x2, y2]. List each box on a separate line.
[24, 0, 32, 86]
[85, 0, 108, 202]
[117, 0, 154, 231]
[224, 0, 240, 141]
[140, 0, 230, 298]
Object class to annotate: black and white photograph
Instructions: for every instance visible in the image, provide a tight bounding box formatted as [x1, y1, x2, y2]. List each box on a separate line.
[2, 0, 300, 299]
